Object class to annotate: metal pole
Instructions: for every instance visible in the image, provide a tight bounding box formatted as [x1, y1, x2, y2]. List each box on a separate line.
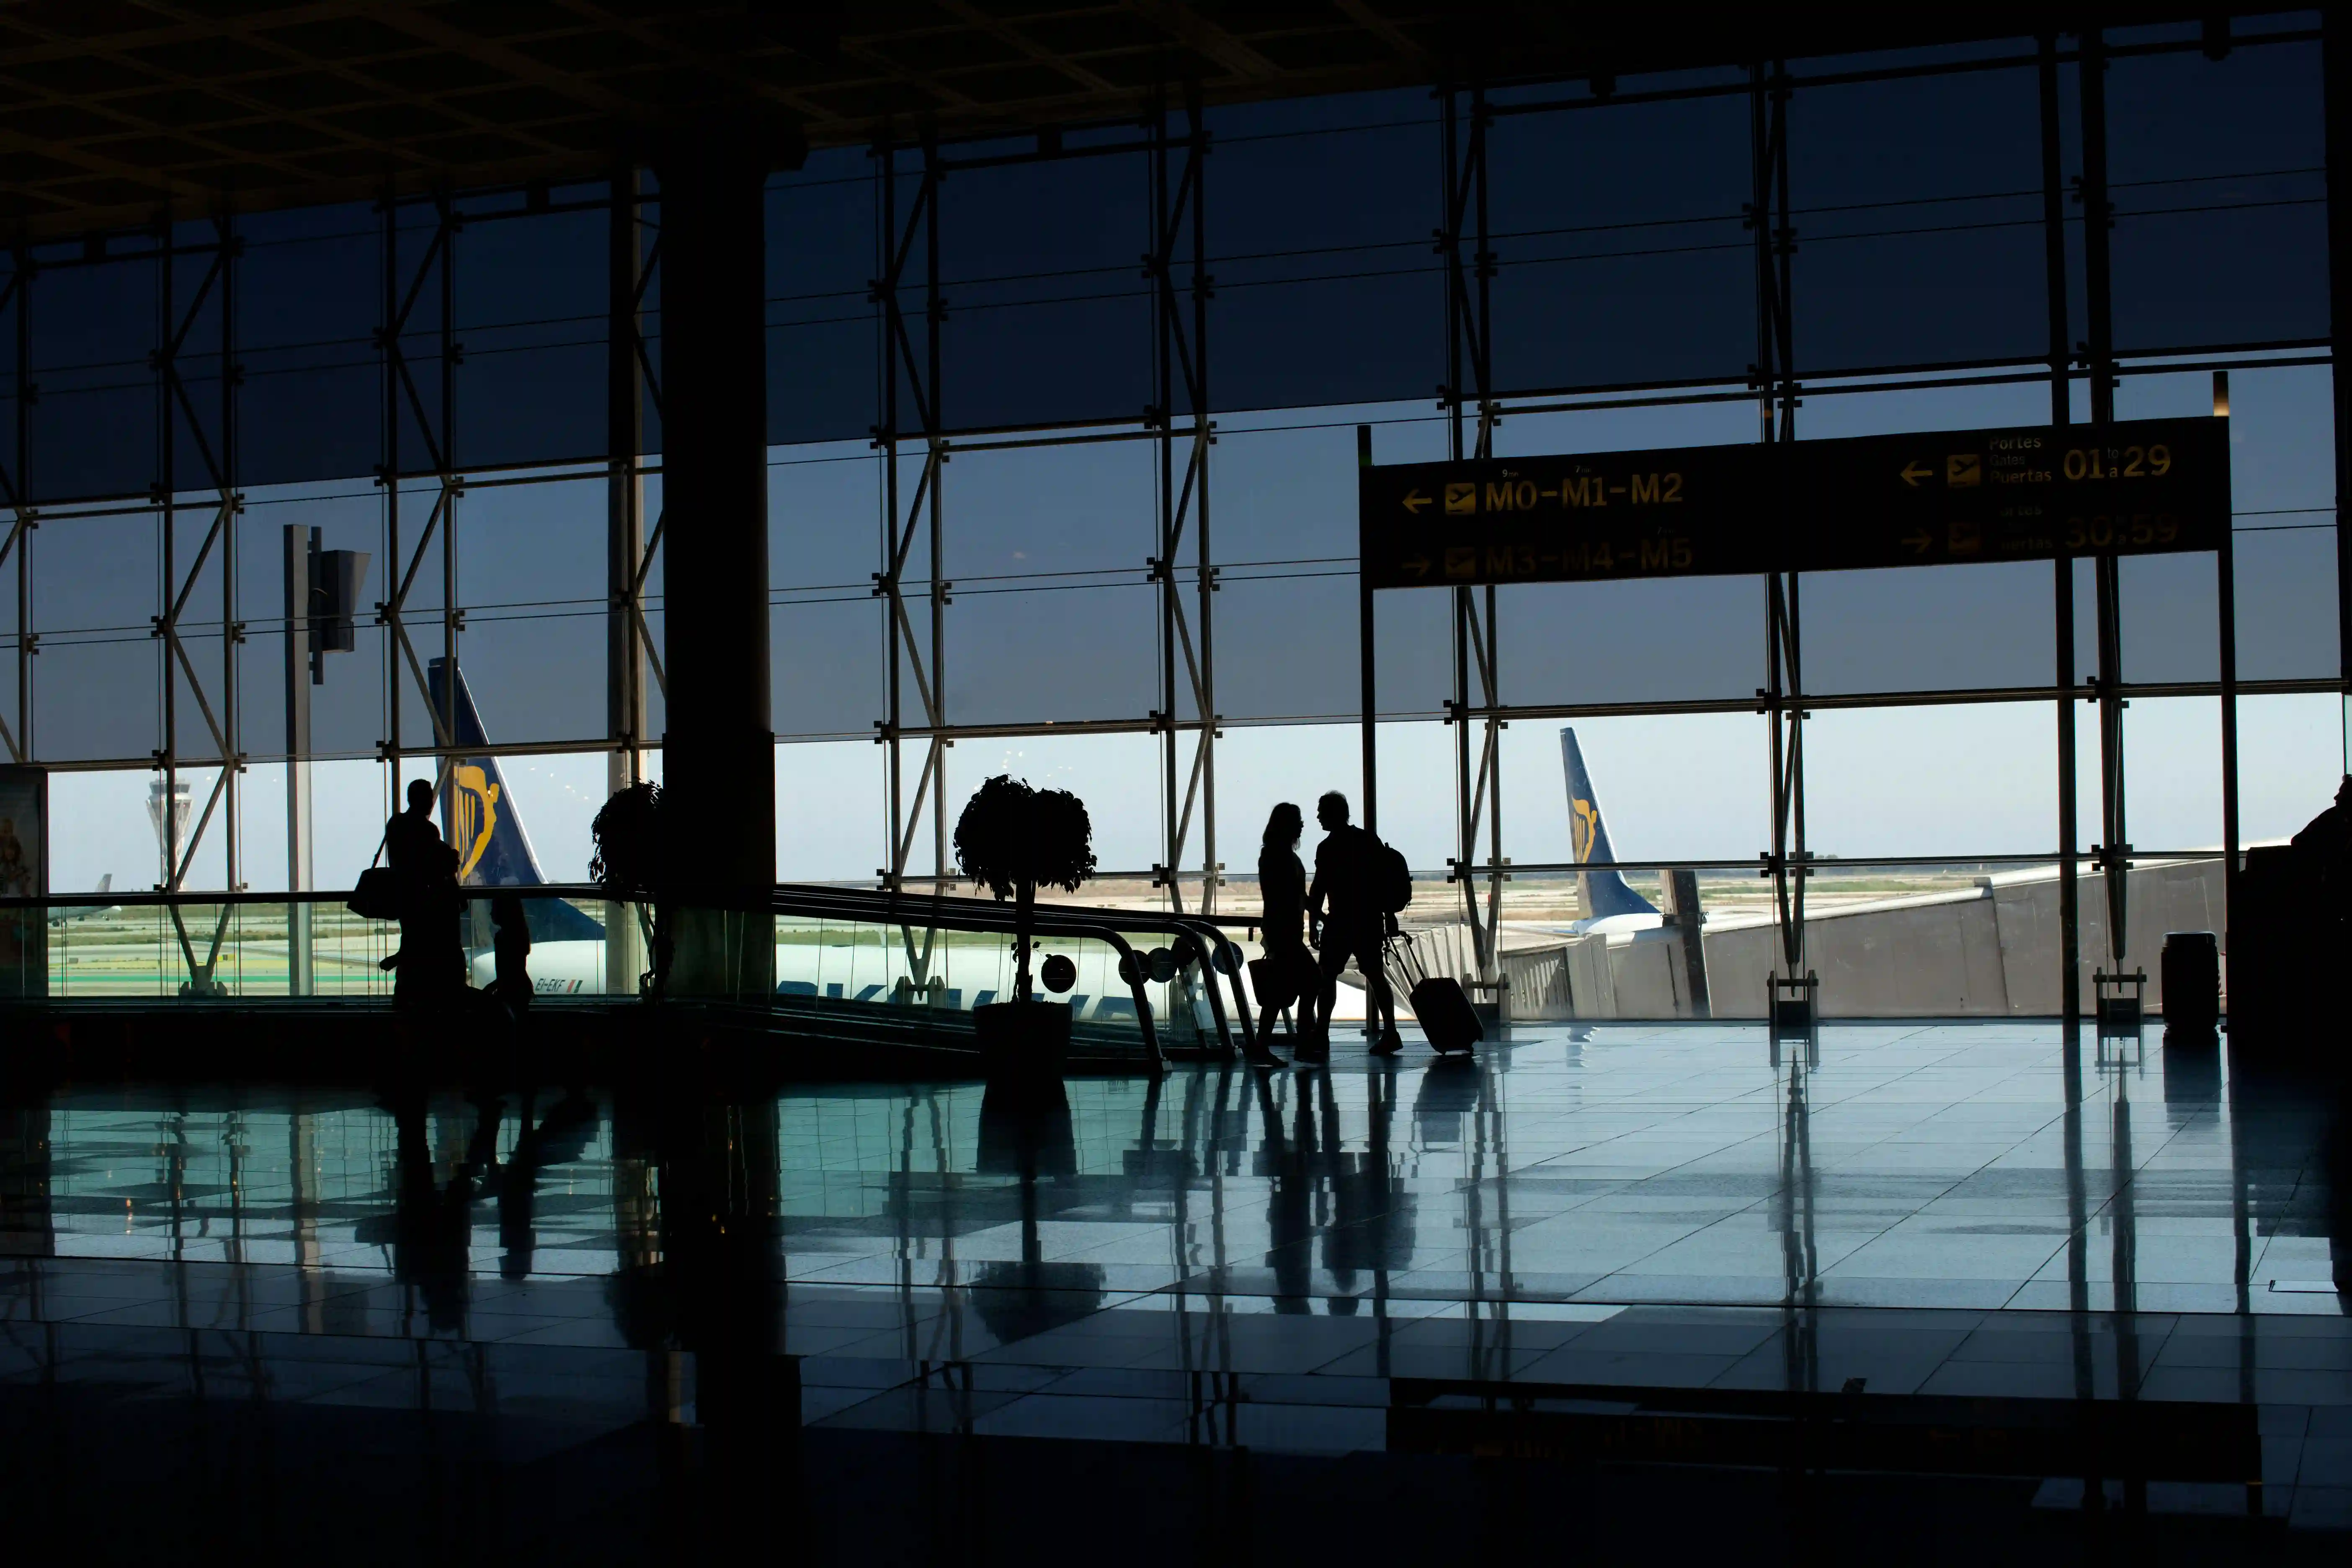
[1358, 424, 1377, 835]
[219, 215, 239, 900]
[2082, 28, 2130, 972]
[2326, 12, 2352, 771]
[1767, 575, 1789, 970]
[1751, 64, 1774, 448]
[1472, 87, 1502, 987]
[1483, 580, 1501, 983]
[1788, 571, 1806, 975]
[2215, 371, 2241, 968]
[1771, 64, 1803, 975]
[13, 249, 27, 766]
[2041, 33, 2081, 1029]
[1452, 589, 1473, 946]
[879, 146, 902, 887]
[382, 189, 402, 825]
[1155, 93, 1180, 913]
[159, 216, 178, 891]
[1756, 64, 1783, 975]
[438, 191, 457, 779]
[1754, 63, 1806, 985]
[1441, 82, 1462, 889]
[284, 524, 313, 995]
[607, 167, 647, 993]
[926, 135, 946, 898]
[609, 168, 646, 787]
[1190, 87, 1217, 914]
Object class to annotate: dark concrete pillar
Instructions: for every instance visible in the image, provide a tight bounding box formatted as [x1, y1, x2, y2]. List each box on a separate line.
[654, 131, 775, 994]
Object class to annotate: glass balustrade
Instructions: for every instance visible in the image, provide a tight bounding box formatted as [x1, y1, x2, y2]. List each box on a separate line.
[7, 888, 1228, 1061]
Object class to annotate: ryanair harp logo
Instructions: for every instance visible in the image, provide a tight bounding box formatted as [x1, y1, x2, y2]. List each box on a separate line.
[449, 763, 501, 881]
[1570, 798, 1600, 864]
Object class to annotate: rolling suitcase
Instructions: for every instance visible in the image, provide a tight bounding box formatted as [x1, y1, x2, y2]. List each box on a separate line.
[1386, 931, 1483, 1055]
[2160, 930, 2220, 1029]
[1410, 976, 1484, 1055]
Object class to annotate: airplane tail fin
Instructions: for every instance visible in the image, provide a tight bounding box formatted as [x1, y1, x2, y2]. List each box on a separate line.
[1561, 727, 1661, 921]
[426, 658, 604, 943]
[95, 873, 110, 895]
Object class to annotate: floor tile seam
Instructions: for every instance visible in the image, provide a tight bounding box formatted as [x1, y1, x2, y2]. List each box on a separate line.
[1544, 1119, 1790, 1189]
[1847, 1042, 2067, 1110]
[1855, 1122, 2062, 1232]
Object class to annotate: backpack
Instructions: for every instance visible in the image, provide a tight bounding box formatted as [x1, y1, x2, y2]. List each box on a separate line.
[1375, 837, 1413, 915]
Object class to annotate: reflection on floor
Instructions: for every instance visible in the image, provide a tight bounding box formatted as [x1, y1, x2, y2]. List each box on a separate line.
[4, 1021, 2349, 1557]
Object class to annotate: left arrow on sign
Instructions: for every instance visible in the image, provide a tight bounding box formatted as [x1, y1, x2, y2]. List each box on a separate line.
[1401, 490, 1432, 514]
[1899, 461, 1933, 487]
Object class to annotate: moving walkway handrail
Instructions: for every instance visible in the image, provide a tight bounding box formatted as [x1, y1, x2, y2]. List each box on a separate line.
[772, 882, 1248, 1058]
[6, 885, 1236, 1065]
[770, 886, 1232, 1065]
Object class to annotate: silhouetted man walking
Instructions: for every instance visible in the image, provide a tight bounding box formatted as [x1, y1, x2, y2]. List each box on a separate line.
[1305, 790, 1400, 1062]
[2293, 774, 2352, 946]
[382, 777, 464, 1008]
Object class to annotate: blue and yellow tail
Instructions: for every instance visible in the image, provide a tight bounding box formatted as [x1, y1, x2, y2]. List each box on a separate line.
[1561, 727, 1660, 921]
[426, 658, 605, 942]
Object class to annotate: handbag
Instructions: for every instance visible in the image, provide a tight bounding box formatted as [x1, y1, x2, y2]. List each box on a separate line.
[347, 835, 401, 920]
[1248, 948, 1302, 1011]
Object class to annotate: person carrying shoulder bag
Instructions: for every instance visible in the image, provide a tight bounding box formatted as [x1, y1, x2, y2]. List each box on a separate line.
[1248, 802, 1317, 1064]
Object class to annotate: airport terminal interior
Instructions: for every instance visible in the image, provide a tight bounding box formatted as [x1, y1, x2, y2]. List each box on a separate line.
[3, 2, 2352, 1559]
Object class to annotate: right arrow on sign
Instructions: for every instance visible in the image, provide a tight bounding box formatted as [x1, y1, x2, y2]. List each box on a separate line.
[1903, 527, 1933, 554]
[1899, 461, 1933, 487]
[1401, 554, 1431, 578]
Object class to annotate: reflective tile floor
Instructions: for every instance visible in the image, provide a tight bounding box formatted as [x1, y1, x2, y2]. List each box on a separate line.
[4, 1021, 2350, 1559]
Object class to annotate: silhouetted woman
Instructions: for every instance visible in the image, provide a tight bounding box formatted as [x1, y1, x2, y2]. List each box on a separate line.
[1256, 802, 1318, 1053]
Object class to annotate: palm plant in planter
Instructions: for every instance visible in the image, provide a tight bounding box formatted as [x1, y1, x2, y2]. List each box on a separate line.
[953, 774, 1096, 1076]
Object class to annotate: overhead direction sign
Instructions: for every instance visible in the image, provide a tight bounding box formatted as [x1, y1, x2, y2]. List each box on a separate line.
[1359, 417, 2230, 591]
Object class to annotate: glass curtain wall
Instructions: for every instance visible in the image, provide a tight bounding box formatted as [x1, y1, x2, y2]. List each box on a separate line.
[0, 17, 2335, 1017]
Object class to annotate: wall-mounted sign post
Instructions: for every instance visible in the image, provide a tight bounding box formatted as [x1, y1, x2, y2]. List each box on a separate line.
[1360, 417, 2230, 591]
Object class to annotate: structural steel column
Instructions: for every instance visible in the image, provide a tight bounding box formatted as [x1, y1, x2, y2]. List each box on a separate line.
[2081, 29, 2132, 975]
[1441, 84, 1502, 1003]
[874, 140, 946, 904]
[1754, 63, 1806, 993]
[654, 130, 775, 994]
[2327, 13, 2352, 770]
[1150, 87, 1215, 916]
[2217, 371, 2241, 963]
[217, 215, 239, 902]
[284, 526, 314, 995]
[382, 191, 402, 815]
[1358, 423, 1377, 834]
[2040, 34, 2081, 1030]
[11, 254, 26, 768]
[157, 219, 179, 891]
[608, 168, 649, 995]
[3, 250, 27, 768]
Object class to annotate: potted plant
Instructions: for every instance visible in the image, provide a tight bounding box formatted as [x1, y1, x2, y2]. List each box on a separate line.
[589, 779, 673, 999]
[953, 774, 1097, 1080]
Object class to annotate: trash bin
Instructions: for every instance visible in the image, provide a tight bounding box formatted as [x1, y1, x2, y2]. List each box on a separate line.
[2161, 931, 2220, 1028]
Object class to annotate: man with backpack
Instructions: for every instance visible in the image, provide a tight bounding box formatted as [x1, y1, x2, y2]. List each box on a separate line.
[1305, 790, 1405, 1062]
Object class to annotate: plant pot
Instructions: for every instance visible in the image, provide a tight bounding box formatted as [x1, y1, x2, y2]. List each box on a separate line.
[975, 998, 1072, 1085]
